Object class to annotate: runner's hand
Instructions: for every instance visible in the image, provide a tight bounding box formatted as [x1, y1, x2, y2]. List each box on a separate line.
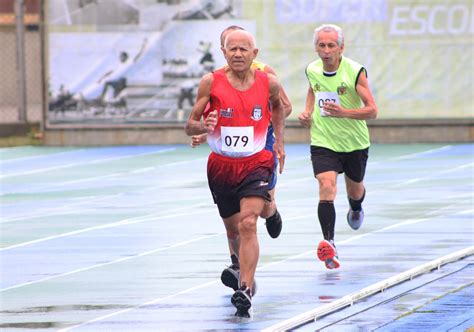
[298, 112, 312, 128]
[273, 141, 285, 174]
[191, 134, 207, 148]
[205, 110, 218, 134]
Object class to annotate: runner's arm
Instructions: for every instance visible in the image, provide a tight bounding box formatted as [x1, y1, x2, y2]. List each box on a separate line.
[268, 74, 286, 174]
[264, 65, 292, 118]
[323, 70, 378, 120]
[298, 85, 314, 128]
[185, 74, 215, 136]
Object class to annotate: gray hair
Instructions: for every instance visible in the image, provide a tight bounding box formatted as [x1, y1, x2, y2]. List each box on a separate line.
[313, 24, 344, 46]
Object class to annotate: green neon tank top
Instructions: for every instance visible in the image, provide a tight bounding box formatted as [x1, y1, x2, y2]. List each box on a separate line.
[305, 56, 370, 152]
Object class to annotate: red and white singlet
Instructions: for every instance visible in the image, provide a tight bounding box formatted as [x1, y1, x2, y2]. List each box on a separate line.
[206, 69, 271, 158]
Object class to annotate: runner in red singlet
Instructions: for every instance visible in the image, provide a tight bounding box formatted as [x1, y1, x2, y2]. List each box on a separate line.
[190, 26, 292, 299]
[185, 30, 285, 317]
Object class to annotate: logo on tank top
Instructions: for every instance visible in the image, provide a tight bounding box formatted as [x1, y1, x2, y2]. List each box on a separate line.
[251, 105, 263, 121]
[219, 108, 234, 118]
[337, 82, 347, 95]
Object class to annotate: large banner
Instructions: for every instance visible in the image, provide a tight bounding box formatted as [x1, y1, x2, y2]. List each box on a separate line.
[46, 0, 472, 127]
[257, 0, 473, 120]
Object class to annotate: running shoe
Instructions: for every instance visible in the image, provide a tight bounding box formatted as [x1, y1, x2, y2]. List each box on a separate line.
[221, 263, 239, 291]
[265, 209, 282, 238]
[317, 240, 340, 269]
[240, 278, 258, 296]
[222, 263, 258, 295]
[231, 285, 252, 317]
[347, 208, 364, 230]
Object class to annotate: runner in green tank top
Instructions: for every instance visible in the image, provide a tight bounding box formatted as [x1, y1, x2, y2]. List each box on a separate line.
[298, 24, 378, 270]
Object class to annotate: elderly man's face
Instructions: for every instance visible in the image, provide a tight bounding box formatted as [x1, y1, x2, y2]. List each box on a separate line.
[223, 31, 257, 72]
[316, 30, 344, 70]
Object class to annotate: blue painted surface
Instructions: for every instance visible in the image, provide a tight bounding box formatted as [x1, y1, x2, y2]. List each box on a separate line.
[377, 267, 473, 332]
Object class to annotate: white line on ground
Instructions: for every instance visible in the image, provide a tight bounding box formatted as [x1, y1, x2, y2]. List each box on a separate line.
[392, 193, 473, 206]
[0, 146, 37, 152]
[1, 232, 225, 292]
[0, 149, 87, 164]
[0, 213, 315, 291]
[369, 145, 452, 166]
[0, 147, 176, 179]
[53, 205, 468, 331]
[0, 157, 207, 197]
[0, 205, 214, 251]
[2, 145, 453, 194]
[57, 280, 220, 332]
[398, 162, 474, 186]
[0, 194, 124, 224]
[2, 152, 471, 248]
[457, 209, 474, 215]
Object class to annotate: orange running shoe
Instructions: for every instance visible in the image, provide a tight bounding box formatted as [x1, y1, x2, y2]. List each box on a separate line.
[317, 240, 340, 269]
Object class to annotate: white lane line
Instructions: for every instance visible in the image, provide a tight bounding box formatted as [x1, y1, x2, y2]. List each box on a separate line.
[0, 205, 214, 251]
[0, 147, 176, 179]
[0, 149, 87, 164]
[1, 144, 453, 194]
[0, 213, 314, 291]
[289, 145, 453, 166]
[369, 145, 453, 166]
[1, 232, 225, 292]
[0, 144, 459, 222]
[0, 194, 124, 224]
[54, 206, 467, 331]
[388, 145, 453, 160]
[270, 160, 473, 190]
[281, 147, 464, 188]
[394, 162, 474, 187]
[6, 169, 471, 252]
[0, 145, 38, 152]
[0, 193, 202, 224]
[1, 168, 209, 223]
[2, 154, 471, 244]
[57, 280, 220, 332]
[386, 193, 473, 206]
[457, 209, 474, 215]
[2, 157, 471, 252]
[0, 157, 208, 197]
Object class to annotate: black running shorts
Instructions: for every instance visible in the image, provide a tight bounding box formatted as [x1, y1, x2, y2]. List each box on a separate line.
[207, 150, 273, 218]
[310, 146, 369, 183]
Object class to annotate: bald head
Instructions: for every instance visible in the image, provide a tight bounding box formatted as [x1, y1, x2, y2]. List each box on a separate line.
[223, 30, 257, 50]
[220, 25, 245, 47]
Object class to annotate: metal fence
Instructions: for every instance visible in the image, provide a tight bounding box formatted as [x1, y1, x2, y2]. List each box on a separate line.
[0, 0, 42, 125]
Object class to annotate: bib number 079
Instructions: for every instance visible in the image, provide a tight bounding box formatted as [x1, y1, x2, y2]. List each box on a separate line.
[224, 135, 249, 147]
[221, 126, 254, 153]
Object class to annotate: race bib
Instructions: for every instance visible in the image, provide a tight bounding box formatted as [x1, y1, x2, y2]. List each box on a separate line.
[221, 126, 254, 153]
[316, 91, 340, 116]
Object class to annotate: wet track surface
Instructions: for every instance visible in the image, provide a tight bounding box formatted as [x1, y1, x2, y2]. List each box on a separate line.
[1, 143, 473, 331]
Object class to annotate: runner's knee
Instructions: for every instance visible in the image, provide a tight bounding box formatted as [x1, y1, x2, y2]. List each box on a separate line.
[239, 214, 258, 235]
[318, 178, 337, 197]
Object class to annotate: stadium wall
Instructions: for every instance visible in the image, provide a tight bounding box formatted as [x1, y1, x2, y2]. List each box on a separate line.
[41, 120, 473, 145]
